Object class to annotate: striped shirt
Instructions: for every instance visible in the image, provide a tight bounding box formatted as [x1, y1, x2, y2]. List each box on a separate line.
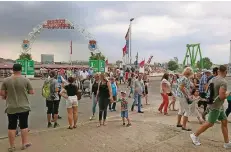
[199, 74, 207, 93]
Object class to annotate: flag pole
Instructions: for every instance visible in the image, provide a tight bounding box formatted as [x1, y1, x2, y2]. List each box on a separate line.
[70, 40, 72, 66]
[129, 18, 134, 65]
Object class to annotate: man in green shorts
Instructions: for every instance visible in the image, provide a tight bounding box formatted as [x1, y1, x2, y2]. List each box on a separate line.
[190, 65, 231, 148]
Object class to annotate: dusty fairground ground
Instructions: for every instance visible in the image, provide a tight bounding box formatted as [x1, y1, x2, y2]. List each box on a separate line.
[0, 77, 231, 152]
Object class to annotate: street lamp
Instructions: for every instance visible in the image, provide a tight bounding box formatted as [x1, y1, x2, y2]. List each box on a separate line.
[129, 18, 134, 65]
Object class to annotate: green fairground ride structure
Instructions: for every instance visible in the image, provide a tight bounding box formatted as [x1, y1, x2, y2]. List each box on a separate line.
[183, 43, 204, 71]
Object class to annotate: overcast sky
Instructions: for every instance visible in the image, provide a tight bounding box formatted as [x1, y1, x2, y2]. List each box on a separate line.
[1, 1, 231, 64]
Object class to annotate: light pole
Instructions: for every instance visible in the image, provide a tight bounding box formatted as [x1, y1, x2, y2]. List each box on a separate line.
[129, 18, 134, 65]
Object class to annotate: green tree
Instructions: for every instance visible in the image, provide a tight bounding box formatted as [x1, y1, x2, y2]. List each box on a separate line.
[18, 53, 32, 60]
[89, 52, 105, 60]
[167, 60, 179, 71]
[196, 57, 213, 69]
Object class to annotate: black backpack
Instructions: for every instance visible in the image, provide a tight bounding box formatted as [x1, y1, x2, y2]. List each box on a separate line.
[206, 79, 215, 104]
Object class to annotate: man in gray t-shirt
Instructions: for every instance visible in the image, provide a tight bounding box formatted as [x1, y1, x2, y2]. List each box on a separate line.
[1, 63, 34, 151]
[190, 65, 231, 149]
[43, 70, 60, 128]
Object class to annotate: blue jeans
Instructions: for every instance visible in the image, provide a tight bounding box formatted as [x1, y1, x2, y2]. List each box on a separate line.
[133, 92, 142, 112]
[92, 94, 97, 115]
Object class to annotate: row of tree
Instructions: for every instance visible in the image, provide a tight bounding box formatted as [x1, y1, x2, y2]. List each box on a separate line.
[167, 57, 213, 71]
[18, 52, 213, 71]
[18, 52, 106, 61]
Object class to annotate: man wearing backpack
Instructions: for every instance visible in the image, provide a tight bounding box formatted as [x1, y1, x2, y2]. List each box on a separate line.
[42, 70, 60, 128]
[198, 70, 212, 112]
[190, 65, 231, 148]
[201, 67, 218, 120]
[54, 71, 68, 120]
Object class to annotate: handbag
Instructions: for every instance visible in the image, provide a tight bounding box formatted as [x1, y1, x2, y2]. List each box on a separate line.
[168, 92, 173, 96]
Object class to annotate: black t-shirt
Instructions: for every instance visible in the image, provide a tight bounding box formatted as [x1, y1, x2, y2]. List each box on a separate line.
[99, 81, 109, 98]
[92, 81, 99, 95]
[64, 84, 77, 96]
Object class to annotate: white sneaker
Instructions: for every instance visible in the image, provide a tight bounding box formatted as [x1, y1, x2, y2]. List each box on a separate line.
[223, 142, 231, 149]
[190, 133, 201, 146]
[89, 115, 95, 120]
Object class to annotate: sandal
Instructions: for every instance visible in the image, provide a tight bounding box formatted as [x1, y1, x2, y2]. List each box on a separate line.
[97, 124, 102, 127]
[176, 124, 182, 127]
[182, 127, 192, 131]
[73, 125, 77, 129]
[67, 126, 73, 130]
[21, 143, 32, 150]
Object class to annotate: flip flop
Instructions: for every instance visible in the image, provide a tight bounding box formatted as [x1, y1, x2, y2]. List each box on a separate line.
[97, 124, 102, 127]
[21, 143, 32, 150]
[67, 126, 73, 130]
[73, 125, 77, 129]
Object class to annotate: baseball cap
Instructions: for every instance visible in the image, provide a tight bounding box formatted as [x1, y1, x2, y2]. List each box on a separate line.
[13, 63, 22, 72]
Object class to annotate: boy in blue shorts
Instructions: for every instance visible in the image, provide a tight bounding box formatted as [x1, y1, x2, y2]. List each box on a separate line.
[118, 91, 131, 127]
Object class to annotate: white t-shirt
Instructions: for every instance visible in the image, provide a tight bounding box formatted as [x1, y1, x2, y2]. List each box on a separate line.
[81, 71, 88, 79]
[160, 79, 171, 93]
[120, 70, 124, 77]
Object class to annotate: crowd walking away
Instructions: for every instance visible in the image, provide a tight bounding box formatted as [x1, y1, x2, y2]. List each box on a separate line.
[3, 63, 231, 150]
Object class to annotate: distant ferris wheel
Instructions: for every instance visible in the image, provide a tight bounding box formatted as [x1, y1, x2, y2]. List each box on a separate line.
[21, 18, 102, 54]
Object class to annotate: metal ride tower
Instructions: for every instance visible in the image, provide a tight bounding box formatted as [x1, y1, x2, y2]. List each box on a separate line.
[21, 19, 101, 54]
[183, 43, 203, 69]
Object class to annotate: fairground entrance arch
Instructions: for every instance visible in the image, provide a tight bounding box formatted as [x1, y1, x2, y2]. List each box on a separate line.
[19, 18, 103, 78]
[21, 18, 101, 54]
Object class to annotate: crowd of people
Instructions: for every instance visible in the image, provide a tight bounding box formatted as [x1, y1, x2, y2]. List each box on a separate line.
[0, 64, 149, 151]
[1, 63, 231, 151]
[159, 66, 231, 148]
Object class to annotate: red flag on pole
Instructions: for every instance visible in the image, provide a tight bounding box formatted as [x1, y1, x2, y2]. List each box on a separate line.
[122, 45, 126, 56]
[139, 59, 145, 67]
[70, 41, 72, 55]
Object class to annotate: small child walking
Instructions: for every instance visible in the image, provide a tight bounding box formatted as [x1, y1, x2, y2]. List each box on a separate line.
[189, 89, 205, 124]
[117, 90, 131, 127]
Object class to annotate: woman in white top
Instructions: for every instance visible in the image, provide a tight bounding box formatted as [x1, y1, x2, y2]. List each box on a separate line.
[158, 73, 171, 115]
[176, 67, 194, 131]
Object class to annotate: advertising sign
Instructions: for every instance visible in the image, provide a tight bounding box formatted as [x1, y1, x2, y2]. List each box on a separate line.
[42, 19, 74, 29]
[89, 60, 99, 73]
[98, 60, 105, 73]
[27, 60, 35, 75]
[89, 60, 105, 73]
[16, 60, 27, 75]
[16, 60, 35, 77]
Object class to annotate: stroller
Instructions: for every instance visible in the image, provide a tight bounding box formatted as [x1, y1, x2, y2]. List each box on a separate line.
[81, 78, 92, 96]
